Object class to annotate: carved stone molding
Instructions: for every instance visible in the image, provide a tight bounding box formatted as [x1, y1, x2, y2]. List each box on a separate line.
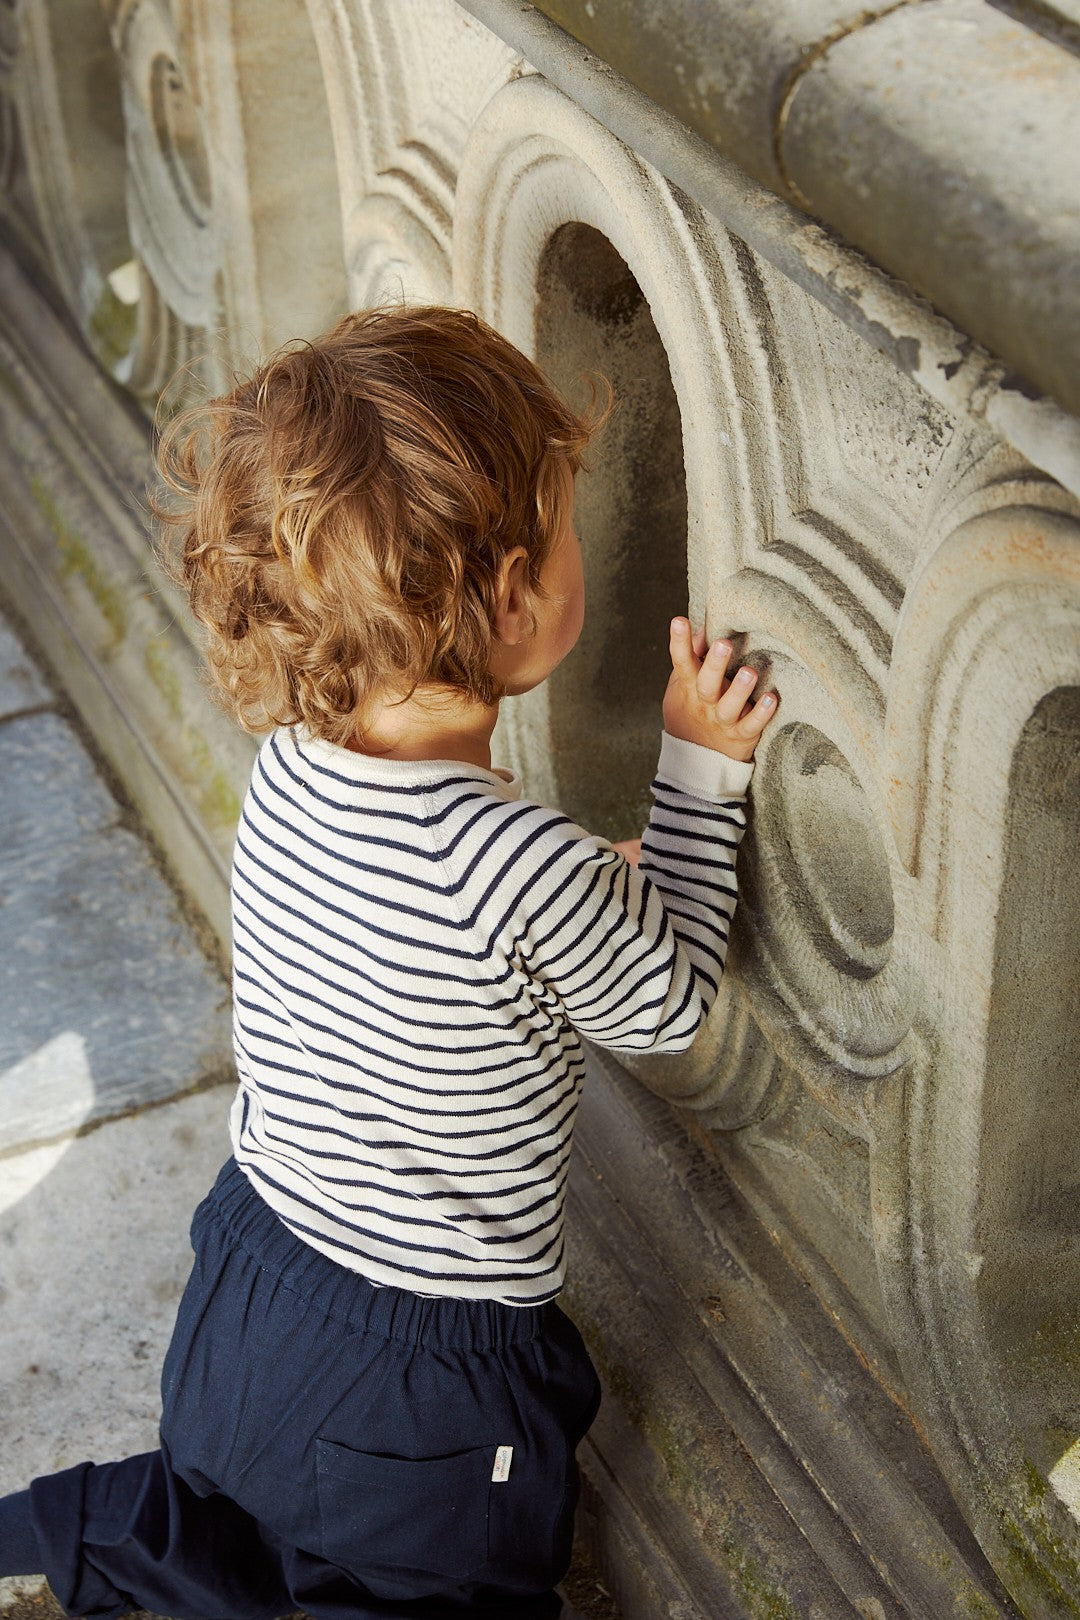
[874, 505, 1080, 1614]
[173, 0, 347, 377]
[1, 2, 1077, 1612]
[346, 192, 451, 308]
[454, 72, 927, 1126]
[455, 75, 776, 822]
[451, 60, 1080, 1608]
[304, 0, 515, 309]
[109, 0, 215, 329]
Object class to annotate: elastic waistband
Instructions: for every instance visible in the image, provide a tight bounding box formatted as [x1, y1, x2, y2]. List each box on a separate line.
[200, 1158, 558, 1352]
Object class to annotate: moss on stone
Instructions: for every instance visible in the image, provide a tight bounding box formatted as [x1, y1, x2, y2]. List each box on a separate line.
[992, 1459, 1080, 1617]
[145, 639, 183, 722]
[562, 1280, 798, 1617]
[716, 1527, 798, 1620]
[30, 474, 128, 646]
[954, 1581, 1003, 1620]
[143, 642, 242, 832]
[185, 729, 242, 830]
[88, 282, 137, 374]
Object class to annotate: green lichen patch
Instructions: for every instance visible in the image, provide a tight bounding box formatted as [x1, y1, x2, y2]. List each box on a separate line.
[1021, 1458, 1049, 1510]
[88, 281, 137, 374]
[991, 1458, 1080, 1618]
[185, 729, 241, 831]
[562, 1280, 798, 1617]
[143, 641, 242, 833]
[954, 1580, 1004, 1620]
[1030, 1312, 1080, 1391]
[716, 1526, 798, 1620]
[30, 474, 128, 647]
[145, 639, 183, 722]
[932, 1547, 1002, 1618]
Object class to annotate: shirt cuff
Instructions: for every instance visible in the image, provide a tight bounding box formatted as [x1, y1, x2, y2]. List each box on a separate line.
[656, 731, 755, 801]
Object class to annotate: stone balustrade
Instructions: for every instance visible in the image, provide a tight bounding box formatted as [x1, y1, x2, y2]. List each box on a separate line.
[0, 3, 1077, 1613]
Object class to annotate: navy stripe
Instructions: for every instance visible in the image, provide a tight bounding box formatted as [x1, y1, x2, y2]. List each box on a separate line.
[234, 991, 573, 1085]
[232, 883, 519, 997]
[233, 1016, 583, 1132]
[247, 1116, 574, 1217]
[249, 767, 542, 891]
[242, 1162, 565, 1279]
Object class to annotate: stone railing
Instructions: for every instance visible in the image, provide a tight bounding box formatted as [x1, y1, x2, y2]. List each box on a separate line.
[0, 2, 1077, 1614]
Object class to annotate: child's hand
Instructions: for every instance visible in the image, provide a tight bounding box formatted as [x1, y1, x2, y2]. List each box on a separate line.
[612, 838, 641, 867]
[663, 618, 777, 763]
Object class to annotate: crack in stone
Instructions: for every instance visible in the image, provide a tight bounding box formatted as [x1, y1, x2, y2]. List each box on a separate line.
[772, 0, 929, 212]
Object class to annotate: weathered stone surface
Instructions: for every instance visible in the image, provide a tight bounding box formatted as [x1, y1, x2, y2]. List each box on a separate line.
[781, 0, 1080, 416]
[0, 241, 257, 945]
[1, 2, 1078, 1614]
[471, 0, 1080, 418]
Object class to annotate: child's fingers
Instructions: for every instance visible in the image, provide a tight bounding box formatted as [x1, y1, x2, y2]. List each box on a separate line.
[695, 638, 733, 705]
[716, 663, 759, 719]
[740, 690, 777, 734]
[668, 617, 703, 679]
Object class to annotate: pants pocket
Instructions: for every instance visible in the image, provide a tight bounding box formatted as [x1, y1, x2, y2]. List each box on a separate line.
[315, 1436, 493, 1585]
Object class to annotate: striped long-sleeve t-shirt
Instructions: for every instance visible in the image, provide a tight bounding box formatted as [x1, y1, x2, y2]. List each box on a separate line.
[229, 725, 754, 1305]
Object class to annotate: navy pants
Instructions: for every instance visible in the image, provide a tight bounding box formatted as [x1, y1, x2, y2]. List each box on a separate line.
[26, 1161, 601, 1619]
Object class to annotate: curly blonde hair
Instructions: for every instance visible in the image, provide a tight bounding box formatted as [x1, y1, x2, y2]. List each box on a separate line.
[154, 305, 606, 746]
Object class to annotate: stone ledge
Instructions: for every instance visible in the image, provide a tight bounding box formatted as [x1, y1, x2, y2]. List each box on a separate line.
[471, 0, 1080, 419]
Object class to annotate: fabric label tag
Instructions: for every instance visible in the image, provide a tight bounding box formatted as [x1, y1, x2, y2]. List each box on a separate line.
[491, 1445, 513, 1483]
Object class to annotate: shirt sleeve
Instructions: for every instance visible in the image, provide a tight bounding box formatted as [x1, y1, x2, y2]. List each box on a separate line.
[514, 733, 753, 1054]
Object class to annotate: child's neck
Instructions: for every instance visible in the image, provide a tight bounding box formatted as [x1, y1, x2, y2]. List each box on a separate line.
[346, 687, 500, 770]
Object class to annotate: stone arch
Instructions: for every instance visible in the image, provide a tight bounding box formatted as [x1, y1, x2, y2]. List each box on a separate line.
[876, 506, 1080, 1613]
[982, 683, 1080, 1538]
[14, 0, 349, 395]
[452, 75, 780, 814]
[535, 220, 687, 841]
[453, 75, 775, 604]
[453, 74, 912, 1125]
[113, 0, 215, 331]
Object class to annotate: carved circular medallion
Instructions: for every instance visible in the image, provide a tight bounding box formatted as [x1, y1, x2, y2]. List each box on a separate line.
[148, 50, 211, 226]
[772, 723, 894, 981]
[735, 708, 913, 1092]
[114, 0, 216, 327]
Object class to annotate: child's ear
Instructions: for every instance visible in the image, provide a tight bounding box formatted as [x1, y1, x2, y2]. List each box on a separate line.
[492, 547, 531, 646]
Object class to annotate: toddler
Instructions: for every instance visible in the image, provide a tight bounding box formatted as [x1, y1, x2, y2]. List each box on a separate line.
[0, 305, 775, 1619]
